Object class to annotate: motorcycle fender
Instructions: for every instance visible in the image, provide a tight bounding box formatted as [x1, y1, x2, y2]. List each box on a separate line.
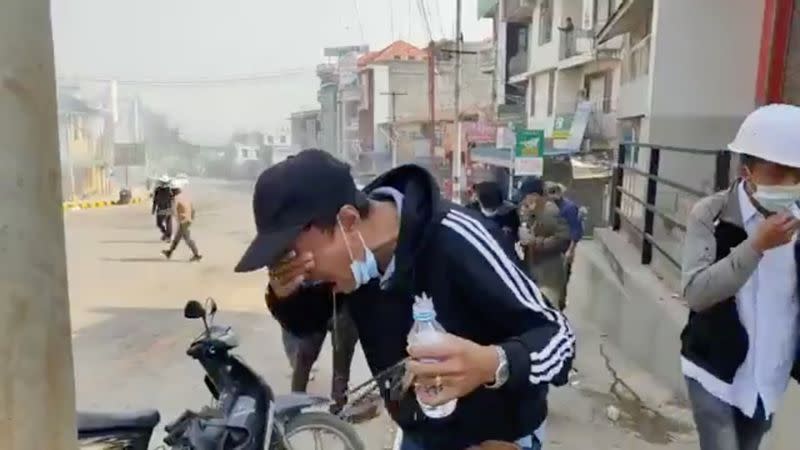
[273, 393, 329, 419]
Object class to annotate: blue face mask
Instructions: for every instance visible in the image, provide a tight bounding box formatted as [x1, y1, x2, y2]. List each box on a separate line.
[338, 220, 380, 290]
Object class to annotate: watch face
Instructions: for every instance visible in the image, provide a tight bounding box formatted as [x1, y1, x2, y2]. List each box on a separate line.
[498, 362, 509, 383]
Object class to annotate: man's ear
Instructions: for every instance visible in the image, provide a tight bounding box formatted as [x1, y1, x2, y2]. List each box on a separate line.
[337, 205, 360, 231]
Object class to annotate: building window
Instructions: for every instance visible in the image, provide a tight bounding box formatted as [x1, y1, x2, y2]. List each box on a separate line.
[519, 26, 529, 52]
[241, 149, 248, 158]
[529, 79, 536, 117]
[538, 0, 553, 45]
[547, 71, 555, 116]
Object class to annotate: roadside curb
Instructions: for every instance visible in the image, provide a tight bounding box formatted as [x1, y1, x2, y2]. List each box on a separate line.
[63, 197, 146, 211]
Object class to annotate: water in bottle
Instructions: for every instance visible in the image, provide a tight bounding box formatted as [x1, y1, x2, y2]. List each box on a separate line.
[407, 293, 457, 418]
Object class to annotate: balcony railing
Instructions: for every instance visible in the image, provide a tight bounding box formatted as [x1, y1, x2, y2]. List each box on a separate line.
[504, 0, 534, 22]
[507, 50, 528, 78]
[622, 35, 651, 83]
[559, 29, 594, 60]
[479, 45, 496, 73]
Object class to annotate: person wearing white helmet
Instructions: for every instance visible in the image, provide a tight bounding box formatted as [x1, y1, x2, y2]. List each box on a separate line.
[681, 104, 800, 450]
[152, 174, 174, 242]
[162, 180, 202, 262]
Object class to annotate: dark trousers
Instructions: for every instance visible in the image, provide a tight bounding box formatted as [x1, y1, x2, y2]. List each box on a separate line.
[168, 222, 199, 256]
[686, 377, 773, 450]
[284, 310, 358, 405]
[156, 213, 172, 238]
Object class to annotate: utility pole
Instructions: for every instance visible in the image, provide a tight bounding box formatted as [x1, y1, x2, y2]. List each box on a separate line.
[428, 41, 436, 159]
[381, 91, 407, 168]
[1, 0, 78, 448]
[453, 0, 464, 203]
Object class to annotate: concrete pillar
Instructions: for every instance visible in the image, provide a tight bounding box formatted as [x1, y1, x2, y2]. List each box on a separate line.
[0, 0, 78, 449]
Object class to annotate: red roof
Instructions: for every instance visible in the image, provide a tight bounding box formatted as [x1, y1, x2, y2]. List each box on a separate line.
[358, 40, 427, 67]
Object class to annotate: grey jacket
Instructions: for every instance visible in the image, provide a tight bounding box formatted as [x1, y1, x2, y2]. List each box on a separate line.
[681, 180, 762, 312]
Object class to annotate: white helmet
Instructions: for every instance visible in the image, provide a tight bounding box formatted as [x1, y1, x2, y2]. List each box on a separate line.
[728, 104, 800, 168]
[158, 174, 171, 183]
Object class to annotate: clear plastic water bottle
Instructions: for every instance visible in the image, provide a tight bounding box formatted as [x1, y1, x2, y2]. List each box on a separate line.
[407, 293, 457, 418]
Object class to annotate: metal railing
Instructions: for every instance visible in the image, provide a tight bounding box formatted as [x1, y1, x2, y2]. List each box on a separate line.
[478, 45, 496, 72]
[508, 50, 529, 78]
[610, 143, 731, 268]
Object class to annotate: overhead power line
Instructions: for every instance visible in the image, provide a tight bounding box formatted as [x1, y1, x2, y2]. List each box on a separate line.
[416, 0, 434, 41]
[57, 67, 318, 86]
[351, 0, 366, 43]
[430, 0, 447, 40]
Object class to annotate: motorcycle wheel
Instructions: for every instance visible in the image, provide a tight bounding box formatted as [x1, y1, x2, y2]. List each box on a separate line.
[274, 411, 365, 450]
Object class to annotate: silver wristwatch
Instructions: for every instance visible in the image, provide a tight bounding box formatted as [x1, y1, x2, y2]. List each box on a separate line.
[485, 345, 509, 389]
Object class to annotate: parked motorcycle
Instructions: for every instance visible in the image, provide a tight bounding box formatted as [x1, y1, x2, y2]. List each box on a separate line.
[77, 298, 365, 449]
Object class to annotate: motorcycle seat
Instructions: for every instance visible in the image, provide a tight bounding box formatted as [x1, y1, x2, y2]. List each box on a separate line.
[77, 410, 160, 432]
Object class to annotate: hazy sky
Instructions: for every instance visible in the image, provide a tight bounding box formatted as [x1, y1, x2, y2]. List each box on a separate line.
[51, 0, 492, 144]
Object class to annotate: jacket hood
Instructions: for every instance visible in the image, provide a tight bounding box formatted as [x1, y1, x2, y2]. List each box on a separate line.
[363, 165, 443, 290]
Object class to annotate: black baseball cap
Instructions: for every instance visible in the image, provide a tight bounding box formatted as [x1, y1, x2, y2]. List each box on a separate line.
[234, 149, 358, 273]
[518, 176, 544, 196]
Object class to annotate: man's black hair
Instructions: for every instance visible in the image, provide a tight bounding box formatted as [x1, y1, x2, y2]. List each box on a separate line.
[475, 181, 504, 210]
[309, 190, 371, 231]
[740, 154, 765, 168]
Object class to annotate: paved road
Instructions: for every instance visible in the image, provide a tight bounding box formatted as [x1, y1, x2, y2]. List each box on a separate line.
[67, 179, 699, 449]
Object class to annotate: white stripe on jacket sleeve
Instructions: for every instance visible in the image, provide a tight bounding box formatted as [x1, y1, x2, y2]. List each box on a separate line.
[442, 209, 575, 384]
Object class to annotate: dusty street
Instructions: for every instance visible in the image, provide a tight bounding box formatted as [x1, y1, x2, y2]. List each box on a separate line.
[67, 179, 699, 449]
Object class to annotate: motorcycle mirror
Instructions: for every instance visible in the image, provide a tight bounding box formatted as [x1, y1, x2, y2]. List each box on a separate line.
[206, 298, 218, 317]
[184, 300, 206, 319]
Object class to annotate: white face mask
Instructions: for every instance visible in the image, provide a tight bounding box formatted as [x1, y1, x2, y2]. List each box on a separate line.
[480, 206, 498, 217]
[751, 183, 800, 213]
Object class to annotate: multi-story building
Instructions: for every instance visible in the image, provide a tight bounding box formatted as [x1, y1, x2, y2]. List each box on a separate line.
[359, 40, 493, 185]
[596, 0, 799, 279]
[57, 87, 113, 200]
[480, 0, 623, 152]
[316, 63, 339, 156]
[289, 109, 321, 150]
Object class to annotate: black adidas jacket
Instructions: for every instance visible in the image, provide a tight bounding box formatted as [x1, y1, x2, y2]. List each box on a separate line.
[267, 166, 575, 449]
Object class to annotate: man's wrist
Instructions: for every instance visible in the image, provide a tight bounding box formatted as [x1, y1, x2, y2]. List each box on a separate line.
[478, 345, 501, 385]
[482, 345, 509, 389]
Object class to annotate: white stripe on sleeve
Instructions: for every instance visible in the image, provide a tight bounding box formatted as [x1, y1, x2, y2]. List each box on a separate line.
[442, 210, 575, 384]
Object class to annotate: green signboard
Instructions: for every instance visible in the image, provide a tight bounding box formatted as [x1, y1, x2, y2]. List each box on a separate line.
[514, 129, 545, 157]
[513, 129, 545, 176]
[552, 114, 574, 140]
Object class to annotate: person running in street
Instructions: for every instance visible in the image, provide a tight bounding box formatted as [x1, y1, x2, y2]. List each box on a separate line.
[152, 175, 174, 242]
[162, 181, 202, 262]
[236, 149, 574, 450]
[546, 182, 583, 303]
[517, 177, 571, 311]
[680, 104, 800, 450]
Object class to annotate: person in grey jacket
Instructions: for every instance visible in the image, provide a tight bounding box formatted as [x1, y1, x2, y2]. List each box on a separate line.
[680, 104, 800, 450]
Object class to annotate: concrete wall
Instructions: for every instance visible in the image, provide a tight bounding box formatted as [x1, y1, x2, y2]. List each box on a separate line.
[618, 74, 650, 119]
[647, 0, 763, 150]
[1, 1, 78, 447]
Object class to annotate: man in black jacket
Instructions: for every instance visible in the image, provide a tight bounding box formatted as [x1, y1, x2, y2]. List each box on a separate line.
[152, 175, 174, 242]
[473, 181, 520, 243]
[235, 149, 575, 450]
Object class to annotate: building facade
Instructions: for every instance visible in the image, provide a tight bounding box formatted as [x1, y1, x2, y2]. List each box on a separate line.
[57, 88, 113, 200]
[316, 63, 340, 157]
[289, 109, 321, 150]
